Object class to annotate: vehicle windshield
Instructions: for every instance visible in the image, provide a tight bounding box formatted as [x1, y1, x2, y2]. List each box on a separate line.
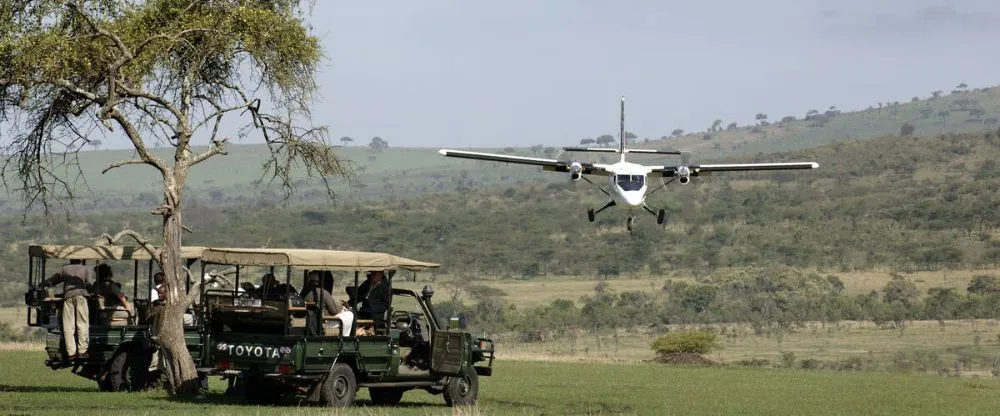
[616, 174, 645, 191]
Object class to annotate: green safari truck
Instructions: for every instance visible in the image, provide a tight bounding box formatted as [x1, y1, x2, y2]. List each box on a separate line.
[23, 244, 206, 391]
[196, 247, 495, 407]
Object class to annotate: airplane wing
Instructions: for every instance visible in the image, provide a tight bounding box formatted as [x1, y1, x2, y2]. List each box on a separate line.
[651, 162, 819, 176]
[438, 149, 609, 175]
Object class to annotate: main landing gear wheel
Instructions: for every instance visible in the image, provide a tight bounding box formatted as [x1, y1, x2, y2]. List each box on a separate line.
[626, 216, 635, 232]
[657, 209, 666, 225]
[587, 208, 595, 222]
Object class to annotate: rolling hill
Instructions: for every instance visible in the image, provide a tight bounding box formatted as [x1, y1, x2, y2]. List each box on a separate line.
[2, 85, 1000, 214]
[1, 128, 998, 302]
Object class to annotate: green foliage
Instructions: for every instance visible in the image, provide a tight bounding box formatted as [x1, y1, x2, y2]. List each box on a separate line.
[900, 122, 915, 136]
[651, 329, 718, 355]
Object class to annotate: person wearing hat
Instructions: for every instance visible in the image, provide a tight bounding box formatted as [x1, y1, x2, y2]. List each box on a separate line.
[302, 270, 352, 336]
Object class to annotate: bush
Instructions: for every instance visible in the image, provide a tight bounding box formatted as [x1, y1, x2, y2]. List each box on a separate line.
[651, 329, 718, 356]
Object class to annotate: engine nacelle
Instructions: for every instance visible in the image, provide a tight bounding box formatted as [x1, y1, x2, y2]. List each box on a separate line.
[677, 165, 691, 184]
[569, 162, 583, 181]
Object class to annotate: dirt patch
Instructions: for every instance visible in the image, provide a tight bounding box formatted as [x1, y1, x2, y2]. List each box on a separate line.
[651, 352, 718, 366]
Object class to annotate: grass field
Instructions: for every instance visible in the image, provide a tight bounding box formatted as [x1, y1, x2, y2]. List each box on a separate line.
[2, 350, 1000, 415]
[408, 267, 1000, 309]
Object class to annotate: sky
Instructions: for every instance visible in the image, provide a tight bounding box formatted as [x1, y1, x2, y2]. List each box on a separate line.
[4, 0, 999, 151]
[312, 0, 1000, 148]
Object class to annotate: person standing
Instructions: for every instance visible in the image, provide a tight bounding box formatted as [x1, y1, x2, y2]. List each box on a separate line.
[41, 259, 94, 361]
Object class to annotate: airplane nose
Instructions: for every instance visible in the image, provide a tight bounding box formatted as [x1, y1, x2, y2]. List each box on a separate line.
[623, 192, 644, 206]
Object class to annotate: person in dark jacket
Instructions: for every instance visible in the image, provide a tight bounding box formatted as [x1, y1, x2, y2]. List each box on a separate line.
[354, 270, 391, 324]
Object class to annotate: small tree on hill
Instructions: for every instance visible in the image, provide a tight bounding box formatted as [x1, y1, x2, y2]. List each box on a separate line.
[755, 113, 768, 125]
[368, 136, 388, 152]
[900, 122, 915, 137]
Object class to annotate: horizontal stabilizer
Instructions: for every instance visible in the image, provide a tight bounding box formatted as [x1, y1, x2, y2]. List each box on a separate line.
[562, 147, 685, 155]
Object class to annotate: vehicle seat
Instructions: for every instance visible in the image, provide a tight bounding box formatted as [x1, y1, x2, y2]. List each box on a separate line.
[321, 311, 354, 337]
[97, 296, 130, 326]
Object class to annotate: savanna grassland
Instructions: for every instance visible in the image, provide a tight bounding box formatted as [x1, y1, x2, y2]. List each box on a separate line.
[2, 350, 1000, 416]
[4, 86, 1000, 414]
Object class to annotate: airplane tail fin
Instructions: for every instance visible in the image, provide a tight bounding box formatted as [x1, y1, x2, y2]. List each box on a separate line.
[619, 96, 626, 162]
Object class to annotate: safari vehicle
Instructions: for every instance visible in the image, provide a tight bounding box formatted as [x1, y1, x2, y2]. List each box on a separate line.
[195, 247, 495, 407]
[23, 244, 206, 391]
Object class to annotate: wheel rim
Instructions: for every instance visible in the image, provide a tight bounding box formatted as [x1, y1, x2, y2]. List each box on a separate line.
[334, 375, 349, 399]
[457, 375, 471, 396]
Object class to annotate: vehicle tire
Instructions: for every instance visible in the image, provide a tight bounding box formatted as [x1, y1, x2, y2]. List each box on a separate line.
[443, 366, 479, 407]
[320, 363, 357, 407]
[626, 216, 634, 232]
[106, 349, 154, 392]
[587, 208, 595, 222]
[369, 387, 405, 406]
[657, 209, 666, 225]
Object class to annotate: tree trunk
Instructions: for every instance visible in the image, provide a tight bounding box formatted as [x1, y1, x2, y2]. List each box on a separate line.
[156, 203, 199, 395]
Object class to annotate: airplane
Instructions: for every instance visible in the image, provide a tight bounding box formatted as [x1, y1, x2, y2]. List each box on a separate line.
[438, 97, 819, 232]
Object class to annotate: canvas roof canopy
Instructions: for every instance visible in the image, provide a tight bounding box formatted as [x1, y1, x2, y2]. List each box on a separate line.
[28, 245, 206, 261]
[200, 247, 439, 271]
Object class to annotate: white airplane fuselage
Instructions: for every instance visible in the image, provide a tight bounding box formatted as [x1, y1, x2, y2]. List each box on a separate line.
[606, 161, 650, 207]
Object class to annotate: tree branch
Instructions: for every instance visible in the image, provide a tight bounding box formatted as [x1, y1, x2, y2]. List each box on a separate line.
[190, 137, 229, 167]
[94, 229, 161, 262]
[102, 158, 149, 174]
[65, 2, 134, 62]
[106, 108, 169, 175]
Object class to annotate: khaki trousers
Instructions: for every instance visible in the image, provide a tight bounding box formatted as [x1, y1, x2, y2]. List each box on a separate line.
[62, 295, 89, 356]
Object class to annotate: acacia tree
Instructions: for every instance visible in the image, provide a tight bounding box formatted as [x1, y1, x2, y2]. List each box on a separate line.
[0, 1, 349, 395]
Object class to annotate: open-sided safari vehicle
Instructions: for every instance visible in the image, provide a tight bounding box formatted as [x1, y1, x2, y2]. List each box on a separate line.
[23, 244, 206, 391]
[196, 247, 495, 407]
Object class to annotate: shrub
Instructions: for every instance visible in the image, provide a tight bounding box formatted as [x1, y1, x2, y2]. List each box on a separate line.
[650, 329, 718, 356]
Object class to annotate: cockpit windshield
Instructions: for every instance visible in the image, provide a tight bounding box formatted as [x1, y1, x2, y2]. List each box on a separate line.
[616, 174, 645, 191]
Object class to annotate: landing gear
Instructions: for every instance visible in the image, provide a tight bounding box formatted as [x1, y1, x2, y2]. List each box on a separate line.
[626, 216, 635, 232]
[587, 200, 616, 222]
[641, 204, 667, 225]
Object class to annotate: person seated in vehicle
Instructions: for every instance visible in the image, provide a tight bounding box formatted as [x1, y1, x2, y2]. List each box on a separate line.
[148, 272, 196, 325]
[301, 270, 353, 336]
[150, 271, 164, 303]
[351, 270, 391, 326]
[95, 263, 134, 325]
[255, 273, 297, 299]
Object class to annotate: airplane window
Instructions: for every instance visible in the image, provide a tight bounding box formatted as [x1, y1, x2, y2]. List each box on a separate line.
[616, 175, 645, 191]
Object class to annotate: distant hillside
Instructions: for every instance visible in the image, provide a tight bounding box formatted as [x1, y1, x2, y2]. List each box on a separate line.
[640, 85, 1000, 158]
[2, 84, 999, 214]
[2, 129, 999, 302]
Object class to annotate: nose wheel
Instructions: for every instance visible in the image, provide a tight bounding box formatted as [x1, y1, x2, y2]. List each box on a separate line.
[626, 216, 635, 232]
